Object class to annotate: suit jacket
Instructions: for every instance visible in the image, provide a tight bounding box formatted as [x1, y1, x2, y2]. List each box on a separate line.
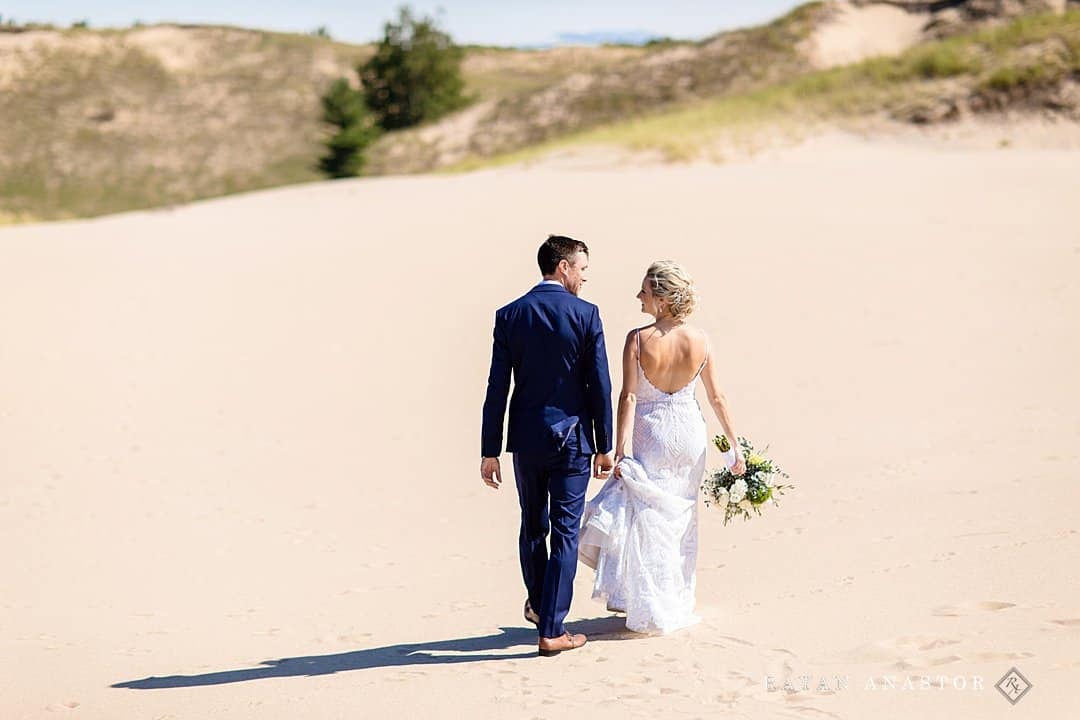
[481, 283, 613, 458]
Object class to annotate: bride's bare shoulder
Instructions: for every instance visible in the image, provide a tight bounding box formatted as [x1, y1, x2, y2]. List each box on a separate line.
[677, 323, 708, 344]
[622, 324, 651, 351]
[631, 323, 658, 339]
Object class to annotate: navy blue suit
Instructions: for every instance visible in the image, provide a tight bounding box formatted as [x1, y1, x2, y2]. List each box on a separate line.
[481, 282, 613, 637]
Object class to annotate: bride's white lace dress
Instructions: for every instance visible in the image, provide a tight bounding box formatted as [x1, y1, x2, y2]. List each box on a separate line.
[579, 330, 709, 634]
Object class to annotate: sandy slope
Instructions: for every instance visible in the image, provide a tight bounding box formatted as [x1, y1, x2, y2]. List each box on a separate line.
[804, 1, 926, 69]
[1, 139, 1078, 719]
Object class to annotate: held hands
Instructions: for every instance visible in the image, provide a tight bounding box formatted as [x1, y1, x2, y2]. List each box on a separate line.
[593, 453, 614, 480]
[481, 457, 502, 489]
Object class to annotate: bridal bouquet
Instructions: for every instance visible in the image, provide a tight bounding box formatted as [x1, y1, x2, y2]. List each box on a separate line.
[702, 435, 793, 525]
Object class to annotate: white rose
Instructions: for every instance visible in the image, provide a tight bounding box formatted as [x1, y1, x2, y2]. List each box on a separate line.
[738, 499, 753, 512]
[716, 488, 730, 505]
[729, 478, 747, 503]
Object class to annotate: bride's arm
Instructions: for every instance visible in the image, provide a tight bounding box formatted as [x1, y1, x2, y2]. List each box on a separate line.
[700, 335, 747, 475]
[613, 330, 638, 470]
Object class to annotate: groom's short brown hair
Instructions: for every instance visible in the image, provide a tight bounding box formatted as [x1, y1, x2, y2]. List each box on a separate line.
[538, 235, 589, 275]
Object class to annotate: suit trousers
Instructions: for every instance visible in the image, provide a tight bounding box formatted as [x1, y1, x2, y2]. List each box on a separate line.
[512, 434, 591, 638]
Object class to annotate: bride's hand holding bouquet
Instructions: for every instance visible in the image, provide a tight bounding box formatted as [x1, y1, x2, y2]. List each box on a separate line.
[703, 434, 793, 525]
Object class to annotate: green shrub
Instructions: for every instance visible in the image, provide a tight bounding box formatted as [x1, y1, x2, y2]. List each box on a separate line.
[979, 62, 1063, 92]
[907, 44, 979, 79]
[360, 6, 468, 131]
[318, 78, 381, 177]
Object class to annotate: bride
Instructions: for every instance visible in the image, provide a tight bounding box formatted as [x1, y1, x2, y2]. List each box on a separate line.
[578, 260, 747, 634]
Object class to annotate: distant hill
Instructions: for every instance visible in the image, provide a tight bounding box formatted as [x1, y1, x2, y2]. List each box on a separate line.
[460, 6, 1079, 168]
[0, 23, 648, 223]
[0, 25, 369, 223]
[368, 0, 1080, 172]
[1, 1, 1077, 223]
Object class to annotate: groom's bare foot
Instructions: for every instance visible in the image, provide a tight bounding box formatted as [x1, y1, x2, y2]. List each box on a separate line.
[538, 631, 587, 657]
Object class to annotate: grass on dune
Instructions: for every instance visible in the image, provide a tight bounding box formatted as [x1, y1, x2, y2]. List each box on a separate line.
[0, 26, 363, 224]
[3, 9, 1078, 221]
[447, 10, 1080, 169]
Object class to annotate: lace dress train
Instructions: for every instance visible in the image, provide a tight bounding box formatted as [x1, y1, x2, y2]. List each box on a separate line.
[579, 332, 708, 634]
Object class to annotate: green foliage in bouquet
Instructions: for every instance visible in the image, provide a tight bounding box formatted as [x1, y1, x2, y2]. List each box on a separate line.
[702, 435, 794, 525]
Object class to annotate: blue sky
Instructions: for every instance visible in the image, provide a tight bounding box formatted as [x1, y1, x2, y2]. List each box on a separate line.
[1, 1, 805, 47]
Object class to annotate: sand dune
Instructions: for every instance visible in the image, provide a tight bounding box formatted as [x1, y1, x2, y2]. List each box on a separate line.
[1, 138, 1078, 718]
[804, 1, 926, 69]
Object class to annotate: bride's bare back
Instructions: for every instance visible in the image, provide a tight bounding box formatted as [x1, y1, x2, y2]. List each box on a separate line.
[613, 262, 746, 478]
[636, 324, 708, 394]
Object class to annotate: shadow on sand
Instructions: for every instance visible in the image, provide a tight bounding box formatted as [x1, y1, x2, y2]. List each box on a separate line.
[112, 616, 639, 689]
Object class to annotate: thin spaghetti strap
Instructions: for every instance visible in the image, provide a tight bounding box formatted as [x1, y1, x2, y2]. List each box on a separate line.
[695, 332, 709, 377]
[635, 328, 642, 368]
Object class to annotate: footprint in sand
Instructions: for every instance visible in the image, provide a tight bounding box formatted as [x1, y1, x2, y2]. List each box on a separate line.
[878, 562, 912, 574]
[714, 689, 742, 709]
[892, 654, 964, 670]
[786, 705, 843, 719]
[449, 600, 486, 611]
[716, 634, 755, 647]
[972, 651, 1035, 662]
[848, 635, 961, 664]
[764, 651, 794, 680]
[1049, 618, 1080, 627]
[725, 669, 758, 688]
[44, 701, 80, 711]
[932, 600, 1015, 617]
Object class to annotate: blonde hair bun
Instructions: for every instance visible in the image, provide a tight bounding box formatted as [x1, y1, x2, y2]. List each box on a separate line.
[646, 260, 698, 320]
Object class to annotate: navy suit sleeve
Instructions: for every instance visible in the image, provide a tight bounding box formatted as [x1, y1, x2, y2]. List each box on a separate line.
[586, 306, 614, 454]
[481, 311, 512, 457]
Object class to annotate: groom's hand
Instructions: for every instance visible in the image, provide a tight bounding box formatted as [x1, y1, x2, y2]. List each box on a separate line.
[593, 453, 614, 480]
[481, 457, 502, 489]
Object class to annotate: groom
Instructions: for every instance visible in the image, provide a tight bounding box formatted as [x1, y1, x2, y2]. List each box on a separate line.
[481, 235, 614, 657]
